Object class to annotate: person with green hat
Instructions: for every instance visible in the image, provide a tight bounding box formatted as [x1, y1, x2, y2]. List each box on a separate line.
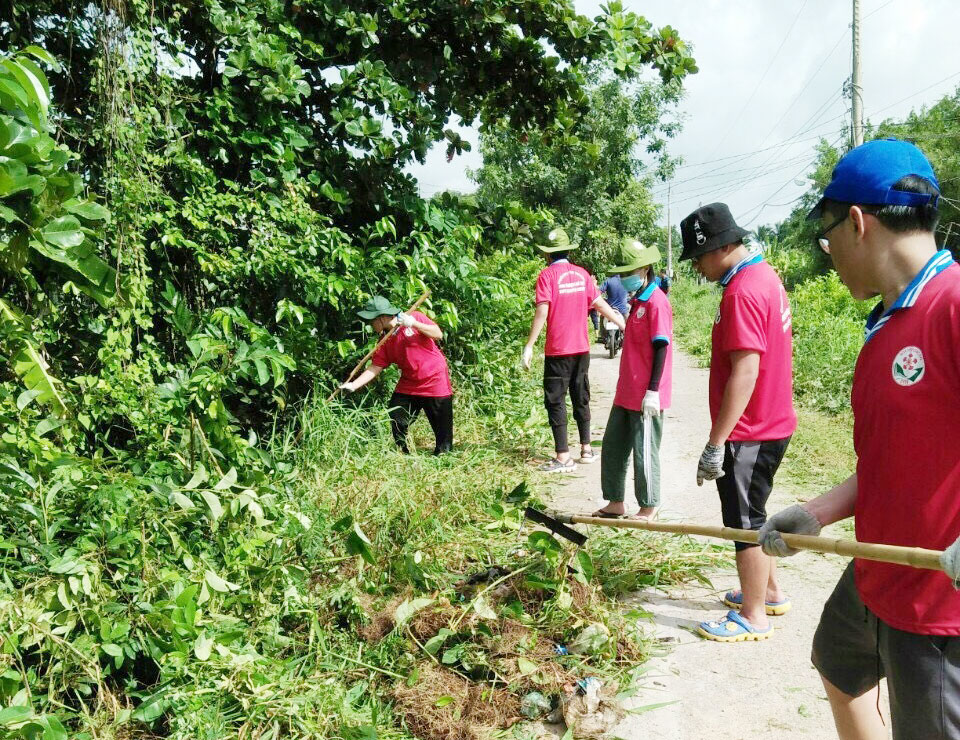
[591, 238, 673, 519]
[522, 227, 626, 473]
[341, 296, 453, 454]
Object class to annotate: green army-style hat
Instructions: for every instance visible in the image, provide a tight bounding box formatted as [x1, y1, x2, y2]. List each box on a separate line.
[356, 295, 402, 320]
[609, 237, 661, 273]
[536, 227, 578, 253]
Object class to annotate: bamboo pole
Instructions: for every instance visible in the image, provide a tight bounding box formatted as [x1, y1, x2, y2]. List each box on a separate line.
[549, 512, 944, 573]
[327, 289, 431, 402]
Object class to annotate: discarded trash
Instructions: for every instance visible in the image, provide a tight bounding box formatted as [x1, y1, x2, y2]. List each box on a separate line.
[520, 691, 552, 719]
[561, 678, 625, 739]
[554, 644, 569, 656]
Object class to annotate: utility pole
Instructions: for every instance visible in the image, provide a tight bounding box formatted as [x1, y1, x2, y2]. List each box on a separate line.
[851, 0, 864, 146]
[666, 182, 673, 278]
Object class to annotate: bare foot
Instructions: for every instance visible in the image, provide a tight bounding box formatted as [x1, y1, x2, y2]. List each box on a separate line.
[631, 506, 658, 520]
[592, 502, 626, 517]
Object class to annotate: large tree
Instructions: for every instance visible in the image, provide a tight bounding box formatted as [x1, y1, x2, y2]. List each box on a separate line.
[472, 68, 686, 274]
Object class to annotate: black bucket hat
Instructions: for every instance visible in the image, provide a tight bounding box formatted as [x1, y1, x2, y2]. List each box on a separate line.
[679, 202, 749, 261]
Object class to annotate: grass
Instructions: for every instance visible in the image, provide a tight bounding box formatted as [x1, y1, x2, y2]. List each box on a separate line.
[281, 388, 721, 740]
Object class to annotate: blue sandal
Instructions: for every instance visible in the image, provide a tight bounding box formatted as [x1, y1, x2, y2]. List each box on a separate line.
[698, 610, 773, 642]
[723, 589, 792, 616]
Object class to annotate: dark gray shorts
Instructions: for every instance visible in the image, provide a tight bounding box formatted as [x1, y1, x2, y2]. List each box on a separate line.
[812, 563, 960, 739]
[715, 437, 790, 551]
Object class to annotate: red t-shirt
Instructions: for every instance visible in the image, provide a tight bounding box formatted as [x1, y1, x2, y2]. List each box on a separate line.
[852, 259, 960, 634]
[535, 261, 600, 356]
[370, 311, 452, 397]
[615, 284, 673, 412]
[709, 260, 797, 441]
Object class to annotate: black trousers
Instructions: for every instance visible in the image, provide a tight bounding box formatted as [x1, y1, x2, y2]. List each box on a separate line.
[543, 353, 591, 453]
[388, 392, 453, 454]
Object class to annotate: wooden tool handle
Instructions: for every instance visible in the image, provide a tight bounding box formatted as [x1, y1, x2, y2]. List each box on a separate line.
[560, 513, 944, 572]
[327, 289, 432, 401]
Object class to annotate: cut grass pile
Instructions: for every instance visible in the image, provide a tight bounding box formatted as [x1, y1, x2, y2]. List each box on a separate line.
[289, 396, 723, 739]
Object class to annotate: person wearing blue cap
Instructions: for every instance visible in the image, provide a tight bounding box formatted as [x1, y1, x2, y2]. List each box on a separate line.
[758, 139, 960, 739]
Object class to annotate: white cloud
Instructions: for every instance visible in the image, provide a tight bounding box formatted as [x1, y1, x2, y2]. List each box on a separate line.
[406, 0, 960, 229]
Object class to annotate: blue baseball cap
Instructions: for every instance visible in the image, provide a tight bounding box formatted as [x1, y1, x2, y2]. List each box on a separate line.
[807, 138, 939, 220]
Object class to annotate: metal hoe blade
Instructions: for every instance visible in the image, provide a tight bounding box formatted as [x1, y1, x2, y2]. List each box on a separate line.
[524, 507, 587, 547]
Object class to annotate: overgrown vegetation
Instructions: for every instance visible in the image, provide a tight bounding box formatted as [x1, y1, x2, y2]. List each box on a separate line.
[0, 2, 708, 736]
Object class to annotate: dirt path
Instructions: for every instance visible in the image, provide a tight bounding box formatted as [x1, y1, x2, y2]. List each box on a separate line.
[545, 346, 891, 739]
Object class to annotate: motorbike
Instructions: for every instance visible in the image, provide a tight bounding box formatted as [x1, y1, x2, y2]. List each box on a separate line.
[604, 318, 623, 359]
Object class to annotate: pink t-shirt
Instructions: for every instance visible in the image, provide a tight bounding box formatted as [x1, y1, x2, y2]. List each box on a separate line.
[535, 261, 600, 356]
[615, 285, 673, 411]
[852, 259, 960, 634]
[370, 311, 452, 397]
[709, 260, 796, 441]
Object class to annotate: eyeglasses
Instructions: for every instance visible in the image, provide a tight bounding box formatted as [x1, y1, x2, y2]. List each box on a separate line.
[815, 214, 848, 253]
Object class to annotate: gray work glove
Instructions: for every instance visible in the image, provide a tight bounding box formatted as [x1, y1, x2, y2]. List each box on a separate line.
[940, 535, 960, 589]
[758, 505, 822, 557]
[696, 442, 725, 486]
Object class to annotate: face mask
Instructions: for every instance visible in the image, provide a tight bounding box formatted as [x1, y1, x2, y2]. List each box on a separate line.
[621, 274, 645, 293]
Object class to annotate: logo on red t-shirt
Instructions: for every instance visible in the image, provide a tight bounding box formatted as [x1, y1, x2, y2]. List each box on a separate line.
[892, 345, 925, 386]
[557, 270, 586, 295]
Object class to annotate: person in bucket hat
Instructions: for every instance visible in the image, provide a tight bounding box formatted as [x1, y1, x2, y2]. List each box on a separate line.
[341, 296, 454, 454]
[590, 238, 672, 520]
[522, 227, 626, 473]
[759, 139, 960, 739]
[679, 203, 797, 643]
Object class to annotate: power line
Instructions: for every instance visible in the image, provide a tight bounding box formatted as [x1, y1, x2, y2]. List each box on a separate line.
[703, 0, 811, 161]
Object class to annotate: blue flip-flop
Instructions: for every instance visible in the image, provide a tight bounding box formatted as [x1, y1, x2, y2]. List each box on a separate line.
[723, 589, 792, 616]
[698, 610, 773, 642]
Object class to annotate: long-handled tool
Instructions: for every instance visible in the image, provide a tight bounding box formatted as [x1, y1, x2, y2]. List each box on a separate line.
[327, 289, 431, 402]
[526, 508, 944, 572]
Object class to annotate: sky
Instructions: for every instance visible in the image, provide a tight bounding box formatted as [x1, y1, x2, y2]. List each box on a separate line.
[405, 0, 960, 231]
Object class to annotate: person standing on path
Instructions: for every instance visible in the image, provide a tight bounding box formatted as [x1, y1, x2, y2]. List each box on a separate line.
[522, 227, 626, 473]
[340, 296, 454, 454]
[592, 238, 672, 520]
[760, 139, 960, 739]
[679, 203, 797, 642]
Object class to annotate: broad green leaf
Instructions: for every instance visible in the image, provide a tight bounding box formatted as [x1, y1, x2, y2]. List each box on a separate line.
[101, 643, 123, 657]
[0, 705, 32, 725]
[170, 491, 195, 511]
[40, 216, 84, 248]
[213, 467, 237, 490]
[21, 46, 61, 71]
[183, 465, 208, 490]
[16, 388, 41, 411]
[393, 597, 433, 628]
[345, 522, 375, 564]
[434, 696, 454, 708]
[204, 570, 238, 593]
[472, 595, 497, 620]
[200, 490, 224, 522]
[63, 199, 110, 223]
[516, 657, 537, 676]
[194, 633, 214, 661]
[35, 417, 65, 436]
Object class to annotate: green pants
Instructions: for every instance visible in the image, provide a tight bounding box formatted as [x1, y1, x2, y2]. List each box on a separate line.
[600, 404, 663, 508]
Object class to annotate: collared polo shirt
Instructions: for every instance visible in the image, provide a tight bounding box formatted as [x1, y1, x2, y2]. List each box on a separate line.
[710, 258, 797, 441]
[852, 252, 960, 634]
[615, 279, 673, 412]
[535, 260, 600, 356]
[371, 311, 452, 397]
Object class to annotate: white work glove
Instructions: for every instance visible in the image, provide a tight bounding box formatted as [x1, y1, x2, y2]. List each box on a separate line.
[641, 390, 660, 417]
[339, 381, 357, 393]
[521, 345, 534, 370]
[940, 535, 960, 588]
[758, 505, 822, 557]
[696, 442, 725, 486]
[396, 312, 415, 328]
